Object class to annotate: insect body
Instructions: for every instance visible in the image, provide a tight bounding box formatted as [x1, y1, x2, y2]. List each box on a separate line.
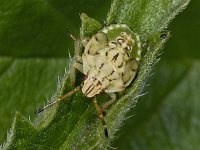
[36, 24, 143, 138]
[81, 24, 142, 98]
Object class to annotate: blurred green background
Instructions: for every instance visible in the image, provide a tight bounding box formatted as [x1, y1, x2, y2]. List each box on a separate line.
[0, 0, 199, 149]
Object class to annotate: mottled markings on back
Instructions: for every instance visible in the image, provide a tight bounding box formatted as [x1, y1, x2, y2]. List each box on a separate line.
[124, 80, 128, 85]
[88, 45, 91, 54]
[126, 53, 130, 58]
[132, 68, 136, 72]
[100, 63, 104, 69]
[112, 78, 119, 80]
[111, 41, 117, 45]
[112, 53, 119, 62]
[97, 80, 102, 86]
[118, 63, 123, 68]
[87, 86, 95, 95]
[95, 36, 99, 41]
[110, 70, 115, 76]
[85, 84, 93, 94]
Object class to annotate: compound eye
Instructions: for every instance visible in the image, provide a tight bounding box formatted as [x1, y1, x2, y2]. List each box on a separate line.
[116, 37, 124, 44]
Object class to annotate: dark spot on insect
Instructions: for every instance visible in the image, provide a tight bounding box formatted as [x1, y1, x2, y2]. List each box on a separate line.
[87, 85, 96, 95]
[108, 78, 112, 82]
[124, 81, 128, 85]
[100, 63, 104, 69]
[85, 84, 93, 94]
[110, 70, 115, 76]
[122, 72, 124, 76]
[87, 45, 92, 54]
[118, 63, 123, 68]
[92, 77, 97, 82]
[132, 68, 136, 72]
[95, 36, 99, 41]
[97, 80, 102, 86]
[126, 53, 130, 58]
[96, 52, 100, 55]
[106, 51, 108, 56]
[111, 41, 117, 45]
[112, 78, 118, 80]
[112, 53, 119, 62]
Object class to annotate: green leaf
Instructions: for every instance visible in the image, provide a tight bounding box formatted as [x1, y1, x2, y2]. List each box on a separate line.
[113, 1, 200, 148]
[80, 13, 103, 38]
[113, 59, 200, 149]
[0, 0, 191, 149]
[107, 0, 190, 38]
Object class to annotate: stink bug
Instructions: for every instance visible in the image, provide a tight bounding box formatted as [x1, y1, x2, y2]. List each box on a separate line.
[36, 23, 143, 138]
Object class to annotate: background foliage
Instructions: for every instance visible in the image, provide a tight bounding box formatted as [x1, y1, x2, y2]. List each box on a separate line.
[0, 0, 198, 149]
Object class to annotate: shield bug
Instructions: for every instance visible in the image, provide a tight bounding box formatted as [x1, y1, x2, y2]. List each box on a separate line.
[36, 23, 143, 138]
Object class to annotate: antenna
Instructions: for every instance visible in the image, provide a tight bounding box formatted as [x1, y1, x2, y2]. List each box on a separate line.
[35, 86, 81, 114]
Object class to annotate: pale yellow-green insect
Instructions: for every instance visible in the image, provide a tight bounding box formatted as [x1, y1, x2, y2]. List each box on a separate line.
[36, 24, 143, 138]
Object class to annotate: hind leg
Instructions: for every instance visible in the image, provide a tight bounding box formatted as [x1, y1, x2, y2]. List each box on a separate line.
[101, 93, 116, 111]
[92, 96, 109, 138]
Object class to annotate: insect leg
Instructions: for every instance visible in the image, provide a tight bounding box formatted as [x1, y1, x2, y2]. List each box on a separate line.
[101, 93, 116, 110]
[69, 32, 83, 85]
[73, 62, 83, 73]
[69, 32, 82, 56]
[35, 86, 81, 114]
[92, 96, 109, 138]
[81, 37, 90, 47]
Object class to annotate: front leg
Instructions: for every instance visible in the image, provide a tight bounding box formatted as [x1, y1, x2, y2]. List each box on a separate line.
[69, 33, 84, 85]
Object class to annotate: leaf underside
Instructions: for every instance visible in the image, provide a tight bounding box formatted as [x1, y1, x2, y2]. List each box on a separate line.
[1, 0, 191, 149]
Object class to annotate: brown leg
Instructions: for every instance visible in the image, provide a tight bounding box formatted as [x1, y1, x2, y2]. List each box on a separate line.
[35, 86, 81, 114]
[92, 96, 109, 138]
